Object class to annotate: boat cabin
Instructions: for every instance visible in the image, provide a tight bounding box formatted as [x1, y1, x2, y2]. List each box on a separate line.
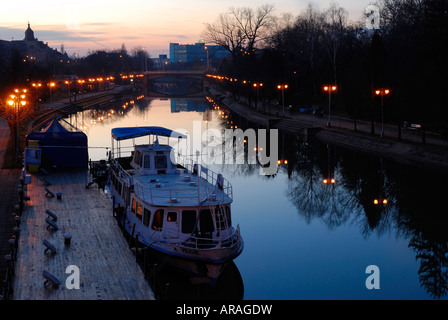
[130, 143, 178, 175]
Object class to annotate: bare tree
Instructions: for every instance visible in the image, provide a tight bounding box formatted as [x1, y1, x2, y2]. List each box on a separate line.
[202, 12, 244, 61]
[202, 4, 277, 60]
[323, 2, 348, 84]
[296, 4, 326, 97]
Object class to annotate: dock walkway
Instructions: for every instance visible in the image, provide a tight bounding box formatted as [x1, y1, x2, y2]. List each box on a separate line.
[12, 168, 154, 300]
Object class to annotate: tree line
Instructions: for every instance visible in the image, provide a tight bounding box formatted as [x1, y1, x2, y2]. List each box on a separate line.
[0, 43, 151, 97]
[202, 1, 448, 138]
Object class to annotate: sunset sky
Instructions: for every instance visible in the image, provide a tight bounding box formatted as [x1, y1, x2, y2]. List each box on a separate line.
[0, 0, 368, 58]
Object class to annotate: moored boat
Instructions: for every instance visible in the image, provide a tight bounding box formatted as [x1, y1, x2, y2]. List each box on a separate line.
[108, 126, 243, 282]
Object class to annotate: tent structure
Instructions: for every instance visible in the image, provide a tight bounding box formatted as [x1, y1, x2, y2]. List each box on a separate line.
[25, 115, 88, 169]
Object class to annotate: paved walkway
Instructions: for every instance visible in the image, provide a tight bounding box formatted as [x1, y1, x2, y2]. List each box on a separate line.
[231, 93, 448, 148]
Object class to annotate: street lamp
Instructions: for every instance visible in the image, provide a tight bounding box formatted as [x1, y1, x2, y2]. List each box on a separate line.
[64, 80, 72, 103]
[375, 88, 390, 139]
[7, 89, 27, 163]
[323, 178, 336, 184]
[277, 84, 288, 117]
[323, 85, 337, 127]
[373, 198, 388, 205]
[78, 79, 85, 99]
[32, 82, 42, 112]
[253, 82, 263, 110]
[48, 82, 56, 102]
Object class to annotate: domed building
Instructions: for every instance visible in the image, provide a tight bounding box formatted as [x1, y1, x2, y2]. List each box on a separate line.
[0, 23, 69, 66]
[24, 23, 37, 41]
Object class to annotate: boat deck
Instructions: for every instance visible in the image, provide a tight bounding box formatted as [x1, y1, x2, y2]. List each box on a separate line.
[13, 168, 154, 300]
[130, 168, 232, 207]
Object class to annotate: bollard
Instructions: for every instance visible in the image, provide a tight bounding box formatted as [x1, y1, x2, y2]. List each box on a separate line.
[64, 233, 72, 246]
[56, 192, 62, 200]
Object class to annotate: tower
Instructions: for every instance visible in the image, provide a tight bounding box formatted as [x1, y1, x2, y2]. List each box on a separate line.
[24, 23, 36, 41]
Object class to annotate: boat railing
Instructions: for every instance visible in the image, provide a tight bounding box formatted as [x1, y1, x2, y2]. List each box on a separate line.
[176, 155, 233, 201]
[150, 225, 242, 250]
[111, 154, 233, 206]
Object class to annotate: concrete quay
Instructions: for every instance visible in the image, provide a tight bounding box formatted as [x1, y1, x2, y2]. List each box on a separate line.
[12, 168, 155, 300]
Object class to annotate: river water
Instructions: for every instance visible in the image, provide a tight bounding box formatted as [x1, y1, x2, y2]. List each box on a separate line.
[67, 93, 448, 300]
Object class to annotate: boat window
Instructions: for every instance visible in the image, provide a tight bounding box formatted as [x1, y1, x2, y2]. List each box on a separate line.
[143, 154, 151, 169]
[152, 209, 164, 230]
[225, 206, 232, 226]
[136, 201, 143, 221]
[167, 212, 177, 222]
[155, 155, 167, 169]
[182, 210, 196, 233]
[131, 198, 136, 214]
[143, 208, 151, 226]
[200, 209, 214, 235]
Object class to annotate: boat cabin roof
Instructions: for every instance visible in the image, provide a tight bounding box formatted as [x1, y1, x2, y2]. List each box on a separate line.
[129, 168, 232, 207]
[112, 126, 186, 141]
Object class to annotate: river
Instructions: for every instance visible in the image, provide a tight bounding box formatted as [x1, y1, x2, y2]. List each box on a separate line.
[67, 92, 448, 300]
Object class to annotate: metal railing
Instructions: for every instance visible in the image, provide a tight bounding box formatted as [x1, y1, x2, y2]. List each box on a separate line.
[111, 153, 233, 206]
[149, 225, 241, 251]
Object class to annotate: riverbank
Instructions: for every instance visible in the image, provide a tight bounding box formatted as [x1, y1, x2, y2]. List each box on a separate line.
[206, 86, 448, 172]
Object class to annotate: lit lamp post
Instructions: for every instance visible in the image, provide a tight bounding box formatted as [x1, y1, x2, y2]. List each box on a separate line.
[64, 80, 72, 103]
[7, 89, 27, 163]
[323, 85, 337, 127]
[32, 82, 42, 112]
[78, 79, 85, 99]
[48, 82, 55, 102]
[323, 178, 336, 185]
[277, 84, 288, 117]
[374, 88, 390, 139]
[373, 198, 388, 206]
[253, 82, 263, 110]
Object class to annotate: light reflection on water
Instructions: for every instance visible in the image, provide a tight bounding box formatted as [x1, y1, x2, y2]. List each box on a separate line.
[68, 95, 448, 300]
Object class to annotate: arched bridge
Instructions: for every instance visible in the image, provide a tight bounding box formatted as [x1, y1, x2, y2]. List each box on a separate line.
[141, 70, 206, 97]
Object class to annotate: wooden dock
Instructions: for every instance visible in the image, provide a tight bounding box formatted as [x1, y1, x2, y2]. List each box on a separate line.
[12, 168, 155, 300]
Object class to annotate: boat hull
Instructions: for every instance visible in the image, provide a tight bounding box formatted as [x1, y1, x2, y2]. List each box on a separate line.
[121, 218, 243, 283]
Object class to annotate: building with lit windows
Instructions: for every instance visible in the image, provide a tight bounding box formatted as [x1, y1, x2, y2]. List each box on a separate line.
[169, 42, 230, 66]
[0, 23, 68, 66]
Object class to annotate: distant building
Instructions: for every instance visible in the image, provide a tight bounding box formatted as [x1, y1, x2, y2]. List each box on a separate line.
[170, 42, 207, 64]
[24, 23, 37, 41]
[169, 42, 230, 66]
[0, 23, 69, 66]
[152, 54, 169, 69]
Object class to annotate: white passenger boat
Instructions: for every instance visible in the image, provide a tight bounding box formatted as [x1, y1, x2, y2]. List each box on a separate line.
[108, 126, 243, 281]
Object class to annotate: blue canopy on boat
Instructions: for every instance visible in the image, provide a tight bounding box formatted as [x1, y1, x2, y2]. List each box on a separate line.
[111, 126, 187, 141]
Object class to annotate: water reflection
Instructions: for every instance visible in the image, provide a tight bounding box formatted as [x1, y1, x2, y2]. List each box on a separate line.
[218, 98, 448, 299]
[66, 93, 448, 299]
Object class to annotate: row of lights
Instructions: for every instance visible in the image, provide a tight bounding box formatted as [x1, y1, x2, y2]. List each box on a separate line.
[121, 74, 145, 79]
